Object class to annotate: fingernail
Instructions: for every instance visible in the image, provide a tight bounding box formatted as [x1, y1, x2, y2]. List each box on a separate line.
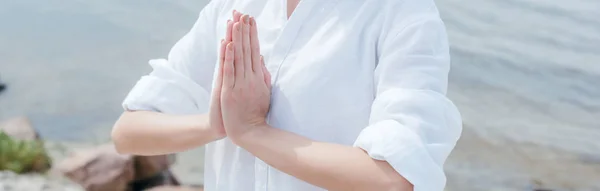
[221, 39, 224, 43]
[250, 17, 254, 26]
[244, 15, 249, 24]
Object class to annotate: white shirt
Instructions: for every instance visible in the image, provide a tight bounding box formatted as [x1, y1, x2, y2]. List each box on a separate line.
[122, 0, 462, 190]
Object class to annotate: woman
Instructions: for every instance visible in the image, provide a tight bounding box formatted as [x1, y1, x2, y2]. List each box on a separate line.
[112, 0, 462, 190]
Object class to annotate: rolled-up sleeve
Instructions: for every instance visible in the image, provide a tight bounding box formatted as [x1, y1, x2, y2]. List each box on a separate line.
[353, 16, 462, 191]
[122, 1, 222, 115]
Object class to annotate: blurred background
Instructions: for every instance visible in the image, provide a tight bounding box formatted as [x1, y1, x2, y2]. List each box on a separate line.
[0, 0, 599, 190]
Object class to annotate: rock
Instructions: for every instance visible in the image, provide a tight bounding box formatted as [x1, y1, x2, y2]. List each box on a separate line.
[56, 144, 135, 191]
[144, 185, 202, 191]
[55, 144, 179, 191]
[130, 169, 180, 191]
[131, 155, 179, 190]
[134, 155, 176, 181]
[0, 117, 39, 141]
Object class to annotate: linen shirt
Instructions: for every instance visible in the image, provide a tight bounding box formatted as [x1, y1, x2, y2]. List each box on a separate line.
[122, 0, 462, 190]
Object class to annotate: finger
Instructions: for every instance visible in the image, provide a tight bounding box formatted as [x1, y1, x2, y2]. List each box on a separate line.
[219, 39, 226, 63]
[233, 10, 242, 22]
[225, 19, 233, 42]
[218, 39, 226, 81]
[232, 22, 245, 81]
[241, 15, 252, 76]
[250, 17, 262, 76]
[261, 56, 272, 89]
[215, 39, 226, 92]
[222, 42, 235, 89]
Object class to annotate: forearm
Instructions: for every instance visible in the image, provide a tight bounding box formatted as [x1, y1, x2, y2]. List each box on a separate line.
[237, 125, 413, 191]
[112, 111, 221, 155]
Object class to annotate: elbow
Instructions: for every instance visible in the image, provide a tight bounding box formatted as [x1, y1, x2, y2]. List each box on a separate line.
[111, 115, 134, 155]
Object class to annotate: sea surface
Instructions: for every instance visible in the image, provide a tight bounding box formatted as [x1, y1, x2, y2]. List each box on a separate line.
[0, 0, 599, 190]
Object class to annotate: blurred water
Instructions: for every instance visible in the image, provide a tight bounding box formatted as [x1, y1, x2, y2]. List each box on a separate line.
[441, 0, 600, 150]
[0, 0, 599, 190]
[0, 0, 210, 141]
[438, 0, 600, 190]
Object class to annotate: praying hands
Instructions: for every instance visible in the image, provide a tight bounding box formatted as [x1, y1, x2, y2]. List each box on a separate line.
[211, 10, 272, 143]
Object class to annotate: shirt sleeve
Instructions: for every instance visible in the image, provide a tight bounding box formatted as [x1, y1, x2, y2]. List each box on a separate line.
[353, 16, 463, 191]
[122, 1, 222, 115]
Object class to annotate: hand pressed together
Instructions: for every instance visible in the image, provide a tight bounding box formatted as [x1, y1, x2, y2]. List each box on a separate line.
[206, 20, 233, 140]
[215, 11, 272, 143]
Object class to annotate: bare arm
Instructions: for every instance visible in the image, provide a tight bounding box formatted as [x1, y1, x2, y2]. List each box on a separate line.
[112, 3, 236, 156]
[112, 111, 223, 156]
[237, 125, 412, 191]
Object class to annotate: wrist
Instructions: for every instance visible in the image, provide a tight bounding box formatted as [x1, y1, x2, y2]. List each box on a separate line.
[232, 122, 269, 146]
[193, 114, 225, 141]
